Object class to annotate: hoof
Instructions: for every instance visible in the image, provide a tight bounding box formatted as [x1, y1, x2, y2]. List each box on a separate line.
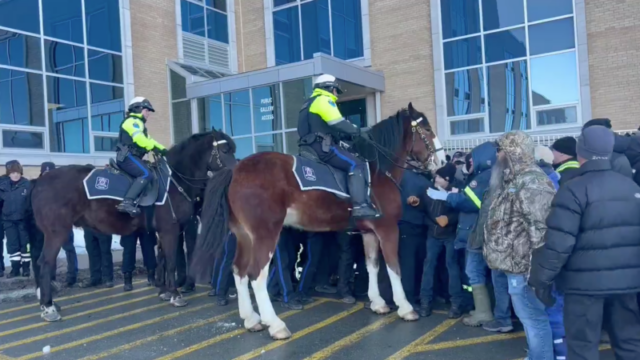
[248, 323, 265, 332]
[170, 296, 188, 307]
[370, 302, 390, 315]
[41, 306, 62, 322]
[401, 310, 420, 321]
[159, 292, 172, 301]
[270, 327, 292, 340]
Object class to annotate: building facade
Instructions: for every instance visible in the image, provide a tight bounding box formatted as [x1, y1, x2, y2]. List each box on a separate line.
[1, 0, 639, 175]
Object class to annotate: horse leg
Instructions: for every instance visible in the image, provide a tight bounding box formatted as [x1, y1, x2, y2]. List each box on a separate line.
[232, 229, 262, 332]
[376, 226, 419, 321]
[159, 230, 186, 307]
[362, 232, 389, 314]
[39, 232, 65, 322]
[251, 253, 290, 340]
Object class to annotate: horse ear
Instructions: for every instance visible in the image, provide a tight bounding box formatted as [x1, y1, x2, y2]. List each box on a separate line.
[408, 102, 416, 114]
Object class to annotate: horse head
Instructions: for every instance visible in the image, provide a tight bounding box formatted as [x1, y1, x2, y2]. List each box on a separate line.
[403, 102, 445, 171]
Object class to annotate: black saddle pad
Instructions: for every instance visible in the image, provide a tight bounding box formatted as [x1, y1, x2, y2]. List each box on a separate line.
[291, 155, 351, 199]
[83, 161, 171, 206]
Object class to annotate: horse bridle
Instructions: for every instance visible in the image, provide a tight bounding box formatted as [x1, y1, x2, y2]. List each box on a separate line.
[409, 117, 441, 171]
[206, 139, 228, 178]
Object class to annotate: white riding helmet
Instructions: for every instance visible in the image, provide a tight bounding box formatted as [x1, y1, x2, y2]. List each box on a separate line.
[128, 97, 155, 112]
[313, 74, 343, 95]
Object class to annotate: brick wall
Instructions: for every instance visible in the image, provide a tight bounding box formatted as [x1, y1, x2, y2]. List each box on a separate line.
[129, 0, 178, 146]
[586, 0, 640, 130]
[369, 0, 437, 130]
[235, 0, 267, 72]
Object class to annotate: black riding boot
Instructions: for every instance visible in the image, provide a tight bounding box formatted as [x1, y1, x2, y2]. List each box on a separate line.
[348, 168, 381, 220]
[116, 178, 148, 216]
[123, 272, 133, 292]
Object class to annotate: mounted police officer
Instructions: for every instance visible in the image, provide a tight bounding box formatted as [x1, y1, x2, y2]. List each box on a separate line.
[116, 97, 168, 216]
[297, 74, 380, 220]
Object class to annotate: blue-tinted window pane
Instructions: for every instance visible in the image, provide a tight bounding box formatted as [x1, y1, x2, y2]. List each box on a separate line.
[274, 0, 296, 7]
[207, 9, 228, 43]
[47, 75, 90, 153]
[2, 130, 44, 149]
[528, 18, 575, 56]
[224, 90, 251, 136]
[531, 51, 578, 107]
[198, 95, 224, 132]
[337, 98, 367, 128]
[445, 67, 485, 117]
[284, 131, 299, 155]
[255, 133, 283, 153]
[88, 50, 124, 84]
[274, 7, 301, 65]
[91, 111, 123, 133]
[206, 0, 226, 12]
[301, 0, 331, 60]
[90, 83, 124, 105]
[487, 60, 530, 133]
[441, 0, 480, 40]
[0, 31, 41, 71]
[181, 0, 206, 37]
[482, 0, 524, 31]
[527, 0, 573, 23]
[94, 136, 118, 151]
[450, 118, 485, 135]
[331, 0, 363, 60]
[252, 85, 282, 133]
[0, 0, 40, 34]
[43, 0, 84, 44]
[45, 40, 85, 78]
[282, 77, 313, 129]
[85, 0, 121, 52]
[484, 28, 526, 63]
[0, 69, 45, 126]
[233, 137, 254, 159]
[443, 36, 482, 70]
[537, 106, 577, 127]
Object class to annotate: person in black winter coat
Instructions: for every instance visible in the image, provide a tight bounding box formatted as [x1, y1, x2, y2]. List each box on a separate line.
[583, 118, 634, 179]
[1, 160, 31, 278]
[417, 163, 462, 319]
[529, 126, 640, 360]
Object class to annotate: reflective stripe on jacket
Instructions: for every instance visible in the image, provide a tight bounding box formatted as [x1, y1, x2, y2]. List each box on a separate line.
[118, 113, 165, 157]
[297, 88, 345, 140]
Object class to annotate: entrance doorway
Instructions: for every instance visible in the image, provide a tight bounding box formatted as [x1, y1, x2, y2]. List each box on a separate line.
[337, 98, 367, 128]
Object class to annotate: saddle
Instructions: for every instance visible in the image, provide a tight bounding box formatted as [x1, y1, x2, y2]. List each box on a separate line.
[82, 158, 171, 206]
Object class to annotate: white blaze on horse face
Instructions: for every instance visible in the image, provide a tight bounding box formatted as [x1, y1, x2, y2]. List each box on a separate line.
[386, 265, 416, 318]
[233, 273, 260, 329]
[251, 259, 288, 335]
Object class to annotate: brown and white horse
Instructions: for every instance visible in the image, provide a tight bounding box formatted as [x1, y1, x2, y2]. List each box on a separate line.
[193, 103, 444, 339]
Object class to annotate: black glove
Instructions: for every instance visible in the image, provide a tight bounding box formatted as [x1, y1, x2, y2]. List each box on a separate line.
[532, 284, 556, 308]
[155, 148, 168, 157]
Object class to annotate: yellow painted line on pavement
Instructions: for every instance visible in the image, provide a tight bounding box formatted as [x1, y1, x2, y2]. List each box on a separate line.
[414, 331, 525, 353]
[0, 293, 158, 338]
[319, 298, 449, 315]
[0, 353, 14, 360]
[78, 308, 239, 360]
[0, 281, 147, 315]
[304, 313, 399, 360]
[0, 287, 153, 326]
[0, 292, 207, 351]
[155, 299, 330, 360]
[386, 317, 460, 360]
[233, 303, 365, 360]
[17, 302, 218, 360]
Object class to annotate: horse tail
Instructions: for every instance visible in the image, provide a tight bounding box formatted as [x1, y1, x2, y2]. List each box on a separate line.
[191, 167, 233, 280]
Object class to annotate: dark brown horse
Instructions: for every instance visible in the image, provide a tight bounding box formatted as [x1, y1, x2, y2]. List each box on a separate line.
[31, 130, 236, 322]
[193, 103, 444, 339]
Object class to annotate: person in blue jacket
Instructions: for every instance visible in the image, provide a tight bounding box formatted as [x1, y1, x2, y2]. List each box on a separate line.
[445, 142, 497, 327]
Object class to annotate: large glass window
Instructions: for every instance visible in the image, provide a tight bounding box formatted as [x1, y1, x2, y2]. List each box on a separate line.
[0, 0, 125, 152]
[273, 0, 364, 65]
[224, 90, 252, 137]
[439, 0, 580, 136]
[252, 85, 282, 133]
[181, 0, 229, 44]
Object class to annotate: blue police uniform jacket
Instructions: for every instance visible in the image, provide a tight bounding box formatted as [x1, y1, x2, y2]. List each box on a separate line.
[399, 170, 432, 226]
[446, 142, 497, 250]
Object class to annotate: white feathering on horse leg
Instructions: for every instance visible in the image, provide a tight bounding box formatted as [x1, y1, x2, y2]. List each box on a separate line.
[252, 261, 291, 340]
[386, 265, 419, 321]
[233, 273, 261, 330]
[366, 261, 388, 313]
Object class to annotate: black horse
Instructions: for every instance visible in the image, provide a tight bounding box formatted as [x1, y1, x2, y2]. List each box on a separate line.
[30, 130, 236, 322]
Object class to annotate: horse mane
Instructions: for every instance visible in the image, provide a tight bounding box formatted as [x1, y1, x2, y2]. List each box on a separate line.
[169, 130, 236, 158]
[353, 109, 407, 173]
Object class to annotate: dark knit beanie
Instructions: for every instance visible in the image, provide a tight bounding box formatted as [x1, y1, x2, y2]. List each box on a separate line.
[40, 162, 55, 175]
[5, 160, 23, 175]
[551, 136, 577, 158]
[577, 126, 614, 161]
[583, 118, 612, 130]
[436, 163, 457, 182]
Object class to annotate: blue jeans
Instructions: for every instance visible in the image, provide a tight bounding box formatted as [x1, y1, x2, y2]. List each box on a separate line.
[545, 288, 566, 360]
[210, 233, 237, 297]
[491, 270, 513, 327]
[465, 251, 487, 286]
[507, 274, 554, 360]
[420, 236, 462, 307]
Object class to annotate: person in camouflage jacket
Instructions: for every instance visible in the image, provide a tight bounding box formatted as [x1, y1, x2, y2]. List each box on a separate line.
[484, 131, 556, 360]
